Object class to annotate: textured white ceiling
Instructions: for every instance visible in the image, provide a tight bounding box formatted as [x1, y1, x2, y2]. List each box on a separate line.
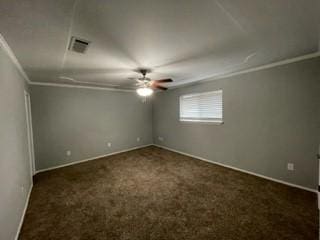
[0, 0, 319, 89]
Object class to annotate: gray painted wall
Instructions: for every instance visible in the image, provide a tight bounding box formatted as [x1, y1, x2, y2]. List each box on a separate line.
[153, 57, 320, 189]
[31, 86, 153, 171]
[0, 47, 32, 239]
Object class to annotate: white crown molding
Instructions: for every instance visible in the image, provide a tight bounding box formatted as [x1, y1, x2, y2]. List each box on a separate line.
[29, 81, 135, 92]
[154, 144, 317, 193]
[0, 32, 133, 92]
[0, 33, 31, 84]
[169, 51, 320, 90]
[2, 31, 319, 91]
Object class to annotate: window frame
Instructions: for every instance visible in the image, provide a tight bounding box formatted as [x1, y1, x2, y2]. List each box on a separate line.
[179, 90, 223, 124]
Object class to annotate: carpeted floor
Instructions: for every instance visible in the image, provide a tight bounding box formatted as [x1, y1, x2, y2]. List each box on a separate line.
[19, 146, 318, 240]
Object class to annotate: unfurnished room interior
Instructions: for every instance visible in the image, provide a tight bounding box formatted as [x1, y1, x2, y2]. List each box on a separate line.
[0, 1, 320, 239]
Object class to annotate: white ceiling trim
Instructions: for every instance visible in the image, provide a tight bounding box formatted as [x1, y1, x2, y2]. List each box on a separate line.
[1, 32, 133, 92]
[0, 33, 31, 83]
[1, 31, 319, 92]
[29, 81, 135, 92]
[29, 50, 320, 92]
[170, 51, 320, 89]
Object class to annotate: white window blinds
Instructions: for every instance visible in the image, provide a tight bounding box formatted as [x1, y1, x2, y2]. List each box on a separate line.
[179, 90, 223, 123]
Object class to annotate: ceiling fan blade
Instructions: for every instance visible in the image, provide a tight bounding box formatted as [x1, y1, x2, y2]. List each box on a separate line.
[153, 85, 168, 91]
[153, 78, 173, 83]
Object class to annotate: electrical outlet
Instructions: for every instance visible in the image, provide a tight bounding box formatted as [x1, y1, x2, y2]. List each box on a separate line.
[287, 163, 294, 171]
[66, 150, 71, 156]
[158, 136, 164, 142]
[21, 186, 25, 194]
[107, 142, 112, 147]
[137, 137, 140, 142]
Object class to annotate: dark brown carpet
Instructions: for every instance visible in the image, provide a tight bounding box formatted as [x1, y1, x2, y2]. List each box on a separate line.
[19, 146, 318, 240]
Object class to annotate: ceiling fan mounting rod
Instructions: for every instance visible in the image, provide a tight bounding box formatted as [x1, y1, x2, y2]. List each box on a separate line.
[141, 69, 147, 77]
[139, 68, 151, 79]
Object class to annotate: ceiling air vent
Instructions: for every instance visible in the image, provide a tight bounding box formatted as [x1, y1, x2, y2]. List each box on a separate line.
[69, 37, 90, 54]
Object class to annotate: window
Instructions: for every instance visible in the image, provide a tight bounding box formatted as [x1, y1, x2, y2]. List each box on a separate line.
[179, 90, 223, 123]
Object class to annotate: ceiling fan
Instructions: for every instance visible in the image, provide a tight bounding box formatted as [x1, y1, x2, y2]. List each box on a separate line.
[135, 69, 173, 97]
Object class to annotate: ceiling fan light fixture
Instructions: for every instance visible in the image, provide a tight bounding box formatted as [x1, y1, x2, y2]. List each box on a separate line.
[136, 87, 153, 97]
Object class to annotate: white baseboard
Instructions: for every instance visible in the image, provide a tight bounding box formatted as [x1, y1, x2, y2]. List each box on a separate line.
[153, 144, 317, 193]
[11, 143, 317, 240]
[35, 144, 153, 174]
[15, 183, 33, 240]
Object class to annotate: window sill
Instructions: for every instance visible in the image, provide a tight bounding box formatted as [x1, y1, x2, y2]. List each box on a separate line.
[179, 119, 224, 125]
